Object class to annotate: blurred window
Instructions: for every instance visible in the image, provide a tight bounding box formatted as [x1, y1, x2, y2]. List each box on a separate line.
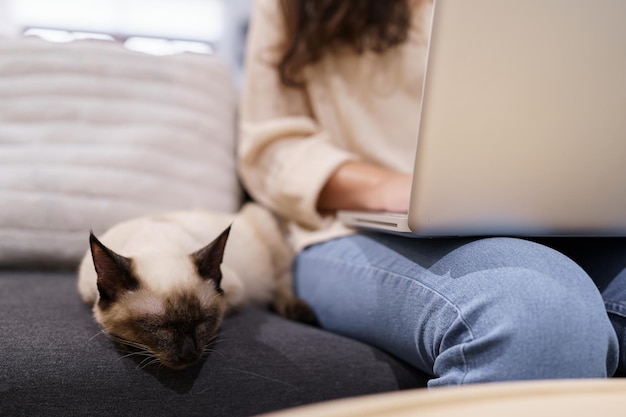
[10, 0, 223, 55]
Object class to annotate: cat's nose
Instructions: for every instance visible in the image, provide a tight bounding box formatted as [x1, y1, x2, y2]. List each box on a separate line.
[176, 336, 199, 363]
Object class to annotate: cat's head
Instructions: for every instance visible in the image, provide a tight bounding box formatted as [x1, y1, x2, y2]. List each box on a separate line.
[88, 226, 231, 370]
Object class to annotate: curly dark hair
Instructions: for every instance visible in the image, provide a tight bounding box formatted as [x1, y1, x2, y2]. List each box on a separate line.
[278, 0, 412, 87]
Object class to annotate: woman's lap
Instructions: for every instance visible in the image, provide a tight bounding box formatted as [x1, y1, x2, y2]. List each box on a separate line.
[294, 234, 624, 386]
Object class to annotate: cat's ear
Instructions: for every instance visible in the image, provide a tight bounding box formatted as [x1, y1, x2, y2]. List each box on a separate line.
[89, 232, 138, 303]
[191, 225, 231, 290]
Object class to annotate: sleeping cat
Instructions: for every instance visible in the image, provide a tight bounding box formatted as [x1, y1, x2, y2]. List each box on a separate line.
[78, 203, 315, 370]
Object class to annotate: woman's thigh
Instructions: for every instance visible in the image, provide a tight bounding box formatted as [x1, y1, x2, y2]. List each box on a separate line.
[294, 234, 619, 385]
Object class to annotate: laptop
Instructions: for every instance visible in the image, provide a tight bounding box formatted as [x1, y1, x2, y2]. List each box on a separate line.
[338, 0, 626, 237]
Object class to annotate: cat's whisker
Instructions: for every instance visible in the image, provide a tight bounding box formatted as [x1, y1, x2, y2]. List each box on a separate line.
[107, 334, 151, 352]
[104, 334, 160, 366]
[202, 345, 229, 360]
[209, 337, 229, 346]
[138, 357, 162, 371]
[198, 366, 299, 392]
[208, 330, 233, 346]
[137, 356, 153, 368]
[199, 331, 232, 358]
[121, 341, 152, 352]
[84, 330, 108, 346]
[203, 350, 224, 360]
[117, 350, 154, 361]
[207, 333, 224, 344]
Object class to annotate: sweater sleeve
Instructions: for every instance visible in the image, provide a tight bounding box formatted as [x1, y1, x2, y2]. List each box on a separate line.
[237, 0, 356, 229]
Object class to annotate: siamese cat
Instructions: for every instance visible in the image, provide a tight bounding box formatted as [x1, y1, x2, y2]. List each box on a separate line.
[78, 203, 315, 370]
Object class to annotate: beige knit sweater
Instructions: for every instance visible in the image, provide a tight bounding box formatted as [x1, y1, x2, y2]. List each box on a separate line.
[238, 0, 433, 251]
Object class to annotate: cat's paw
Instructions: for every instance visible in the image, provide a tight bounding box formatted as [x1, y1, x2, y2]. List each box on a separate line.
[272, 297, 318, 325]
[221, 266, 245, 311]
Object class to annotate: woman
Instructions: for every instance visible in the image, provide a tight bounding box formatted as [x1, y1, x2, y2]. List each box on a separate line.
[238, 0, 625, 386]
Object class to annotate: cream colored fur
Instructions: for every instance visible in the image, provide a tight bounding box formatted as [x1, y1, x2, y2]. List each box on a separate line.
[78, 203, 295, 315]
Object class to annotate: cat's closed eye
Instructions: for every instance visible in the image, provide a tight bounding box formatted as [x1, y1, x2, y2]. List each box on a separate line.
[136, 316, 163, 333]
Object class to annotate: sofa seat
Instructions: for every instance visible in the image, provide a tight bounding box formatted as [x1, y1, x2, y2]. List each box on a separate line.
[0, 271, 428, 416]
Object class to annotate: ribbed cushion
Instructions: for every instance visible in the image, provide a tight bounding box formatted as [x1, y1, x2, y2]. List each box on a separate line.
[0, 38, 241, 268]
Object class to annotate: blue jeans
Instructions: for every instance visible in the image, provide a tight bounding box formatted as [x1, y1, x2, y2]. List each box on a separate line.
[294, 234, 626, 386]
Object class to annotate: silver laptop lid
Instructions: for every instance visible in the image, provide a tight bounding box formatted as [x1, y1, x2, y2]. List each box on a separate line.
[409, 0, 626, 236]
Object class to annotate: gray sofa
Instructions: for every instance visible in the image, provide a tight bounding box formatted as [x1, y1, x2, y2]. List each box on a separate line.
[0, 37, 427, 416]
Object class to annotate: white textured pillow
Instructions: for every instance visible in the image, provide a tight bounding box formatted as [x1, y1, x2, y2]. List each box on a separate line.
[0, 38, 241, 269]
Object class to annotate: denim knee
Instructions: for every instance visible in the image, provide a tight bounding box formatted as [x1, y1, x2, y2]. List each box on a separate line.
[432, 240, 620, 385]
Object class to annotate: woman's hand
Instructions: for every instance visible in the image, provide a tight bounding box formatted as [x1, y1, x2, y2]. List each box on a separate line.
[317, 161, 412, 213]
[372, 170, 412, 213]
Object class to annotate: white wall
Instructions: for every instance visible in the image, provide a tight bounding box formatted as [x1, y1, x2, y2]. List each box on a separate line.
[0, 0, 252, 76]
[8, 0, 225, 41]
[0, 0, 17, 36]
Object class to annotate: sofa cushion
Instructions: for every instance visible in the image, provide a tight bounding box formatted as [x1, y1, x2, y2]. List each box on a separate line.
[0, 271, 428, 416]
[0, 38, 241, 269]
